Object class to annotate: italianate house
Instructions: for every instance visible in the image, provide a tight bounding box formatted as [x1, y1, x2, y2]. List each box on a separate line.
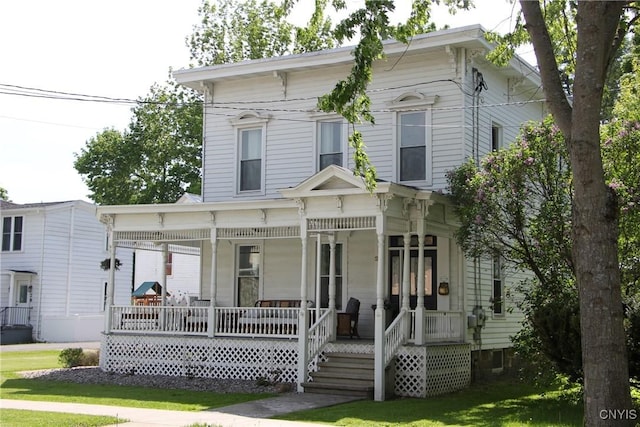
[97, 25, 544, 400]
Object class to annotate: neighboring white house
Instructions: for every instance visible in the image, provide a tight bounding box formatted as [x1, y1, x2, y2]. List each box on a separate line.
[0, 200, 133, 343]
[97, 25, 544, 400]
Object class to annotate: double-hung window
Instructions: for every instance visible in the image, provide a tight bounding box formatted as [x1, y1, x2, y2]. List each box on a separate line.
[318, 120, 344, 170]
[399, 111, 427, 181]
[2, 216, 23, 252]
[239, 128, 262, 191]
[230, 111, 268, 194]
[492, 255, 504, 315]
[236, 244, 261, 307]
[389, 92, 435, 185]
[319, 242, 343, 309]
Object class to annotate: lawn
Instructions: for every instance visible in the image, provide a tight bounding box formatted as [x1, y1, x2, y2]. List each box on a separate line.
[0, 350, 273, 411]
[1, 409, 125, 427]
[278, 381, 585, 426]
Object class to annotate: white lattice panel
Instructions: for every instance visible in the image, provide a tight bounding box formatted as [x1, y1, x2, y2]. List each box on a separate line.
[101, 335, 298, 383]
[395, 344, 470, 397]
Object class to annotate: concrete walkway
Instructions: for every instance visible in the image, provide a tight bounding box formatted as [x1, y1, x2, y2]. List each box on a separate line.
[1, 342, 360, 426]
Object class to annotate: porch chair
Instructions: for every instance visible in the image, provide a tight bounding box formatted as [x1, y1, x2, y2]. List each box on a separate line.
[336, 297, 360, 339]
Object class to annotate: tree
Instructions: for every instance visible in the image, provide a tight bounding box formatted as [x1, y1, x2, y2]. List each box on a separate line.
[314, 0, 638, 423]
[187, 0, 337, 67]
[0, 186, 9, 201]
[74, 80, 202, 205]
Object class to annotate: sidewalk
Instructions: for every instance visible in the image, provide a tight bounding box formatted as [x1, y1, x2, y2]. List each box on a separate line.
[1, 393, 358, 427]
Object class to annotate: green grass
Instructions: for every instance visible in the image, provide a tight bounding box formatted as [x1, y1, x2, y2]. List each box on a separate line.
[0, 409, 125, 427]
[1, 350, 274, 411]
[277, 381, 584, 426]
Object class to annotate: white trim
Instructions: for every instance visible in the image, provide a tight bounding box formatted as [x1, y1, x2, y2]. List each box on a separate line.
[314, 118, 348, 173]
[393, 110, 434, 186]
[234, 241, 263, 306]
[234, 123, 267, 196]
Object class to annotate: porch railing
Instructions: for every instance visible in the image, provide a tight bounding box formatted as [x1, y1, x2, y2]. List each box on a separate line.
[0, 306, 32, 326]
[307, 308, 333, 362]
[111, 305, 306, 338]
[423, 311, 464, 343]
[384, 309, 409, 366]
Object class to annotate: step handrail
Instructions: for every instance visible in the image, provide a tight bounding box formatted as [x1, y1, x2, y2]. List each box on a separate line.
[384, 309, 408, 366]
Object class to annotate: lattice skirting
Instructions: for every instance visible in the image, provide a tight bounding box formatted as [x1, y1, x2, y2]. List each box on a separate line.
[100, 334, 298, 383]
[395, 343, 471, 397]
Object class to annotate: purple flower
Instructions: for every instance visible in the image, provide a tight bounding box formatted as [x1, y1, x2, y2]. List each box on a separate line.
[474, 215, 484, 225]
[524, 157, 535, 166]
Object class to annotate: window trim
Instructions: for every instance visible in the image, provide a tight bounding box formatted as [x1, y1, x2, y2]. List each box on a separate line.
[313, 116, 347, 172]
[2, 215, 24, 252]
[491, 122, 503, 152]
[388, 93, 436, 185]
[229, 111, 269, 196]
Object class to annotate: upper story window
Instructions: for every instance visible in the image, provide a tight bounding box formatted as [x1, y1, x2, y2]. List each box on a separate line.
[2, 216, 23, 252]
[399, 111, 427, 181]
[230, 111, 269, 194]
[492, 255, 504, 316]
[389, 92, 437, 185]
[239, 128, 262, 191]
[318, 120, 344, 170]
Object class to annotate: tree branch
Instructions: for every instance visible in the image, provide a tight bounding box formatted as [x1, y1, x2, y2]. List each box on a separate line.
[519, 0, 573, 138]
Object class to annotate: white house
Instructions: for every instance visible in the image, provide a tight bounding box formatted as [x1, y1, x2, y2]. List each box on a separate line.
[96, 25, 544, 400]
[0, 200, 133, 343]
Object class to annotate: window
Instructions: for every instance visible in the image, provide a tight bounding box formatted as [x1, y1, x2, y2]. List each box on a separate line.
[318, 120, 344, 170]
[239, 128, 262, 191]
[2, 216, 23, 251]
[492, 255, 504, 315]
[399, 112, 426, 181]
[491, 123, 502, 151]
[492, 349, 504, 372]
[18, 284, 29, 304]
[319, 243, 343, 309]
[236, 245, 261, 307]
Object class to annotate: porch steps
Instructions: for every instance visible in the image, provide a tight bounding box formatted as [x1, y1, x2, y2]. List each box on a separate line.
[302, 352, 374, 399]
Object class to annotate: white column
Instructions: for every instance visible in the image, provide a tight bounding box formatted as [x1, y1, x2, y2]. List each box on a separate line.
[208, 228, 218, 338]
[328, 233, 337, 340]
[401, 233, 411, 311]
[315, 234, 321, 320]
[374, 228, 386, 401]
[160, 243, 168, 330]
[297, 228, 309, 392]
[415, 223, 426, 345]
[104, 227, 116, 333]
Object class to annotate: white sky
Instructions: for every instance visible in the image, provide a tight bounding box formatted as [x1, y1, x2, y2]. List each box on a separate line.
[0, 0, 527, 205]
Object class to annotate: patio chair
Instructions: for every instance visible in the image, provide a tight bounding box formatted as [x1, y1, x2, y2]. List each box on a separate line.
[336, 297, 360, 339]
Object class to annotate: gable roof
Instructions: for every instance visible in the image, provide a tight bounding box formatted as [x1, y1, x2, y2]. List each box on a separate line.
[132, 281, 163, 297]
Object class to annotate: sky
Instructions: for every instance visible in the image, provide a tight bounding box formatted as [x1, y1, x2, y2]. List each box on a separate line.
[0, 0, 527, 205]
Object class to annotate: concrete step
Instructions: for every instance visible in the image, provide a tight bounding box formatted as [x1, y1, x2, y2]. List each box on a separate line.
[301, 381, 374, 399]
[310, 369, 373, 382]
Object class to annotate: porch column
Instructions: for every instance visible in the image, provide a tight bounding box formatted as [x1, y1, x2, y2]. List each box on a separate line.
[297, 228, 309, 392]
[328, 233, 337, 340]
[208, 228, 218, 338]
[315, 234, 322, 320]
[401, 232, 412, 340]
[160, 243, 168, 330]
[104, 226, 116, 333]
[415, 222, 426, 345]
[374, 227, 386, 401]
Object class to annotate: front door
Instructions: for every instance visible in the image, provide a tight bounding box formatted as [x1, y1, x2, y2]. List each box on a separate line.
[15, 279, 31, 308]
[389, 236, 437, 318]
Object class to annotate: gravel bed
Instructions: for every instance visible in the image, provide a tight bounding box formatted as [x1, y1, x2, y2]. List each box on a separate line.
[19, 367, 294, 394]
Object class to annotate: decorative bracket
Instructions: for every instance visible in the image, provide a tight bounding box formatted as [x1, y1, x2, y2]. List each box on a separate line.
[335, 196, 343, 213]
[402, 198, 415, 217]
[376, 194, 393, 212]
[445, 45, 458, 76]
[295, 198, 306, 216]
[210, 211, 216, 226]
[157, 213, 165, 227]
[273, 71, 287, 98]
[260, 209, 267, 224]
[200, 81, 214, 102]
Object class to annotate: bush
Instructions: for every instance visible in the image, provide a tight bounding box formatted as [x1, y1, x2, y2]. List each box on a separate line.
[58, 348, 100, 368]
[58, 348, 84, 368]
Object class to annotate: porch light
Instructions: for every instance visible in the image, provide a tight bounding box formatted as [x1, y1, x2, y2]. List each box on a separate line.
[438, 281, 449, 296]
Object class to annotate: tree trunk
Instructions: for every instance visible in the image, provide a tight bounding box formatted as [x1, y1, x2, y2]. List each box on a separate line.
[520, 2, 632, 425]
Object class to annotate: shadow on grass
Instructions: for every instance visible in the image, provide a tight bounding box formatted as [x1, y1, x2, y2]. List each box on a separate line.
[1, 376, 273, 411]
[278, 380, 583, 427]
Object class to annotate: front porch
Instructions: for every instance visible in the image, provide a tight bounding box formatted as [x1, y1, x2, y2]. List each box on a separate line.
[99, 166, 472, 399]
[102, 304, 469, 397]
